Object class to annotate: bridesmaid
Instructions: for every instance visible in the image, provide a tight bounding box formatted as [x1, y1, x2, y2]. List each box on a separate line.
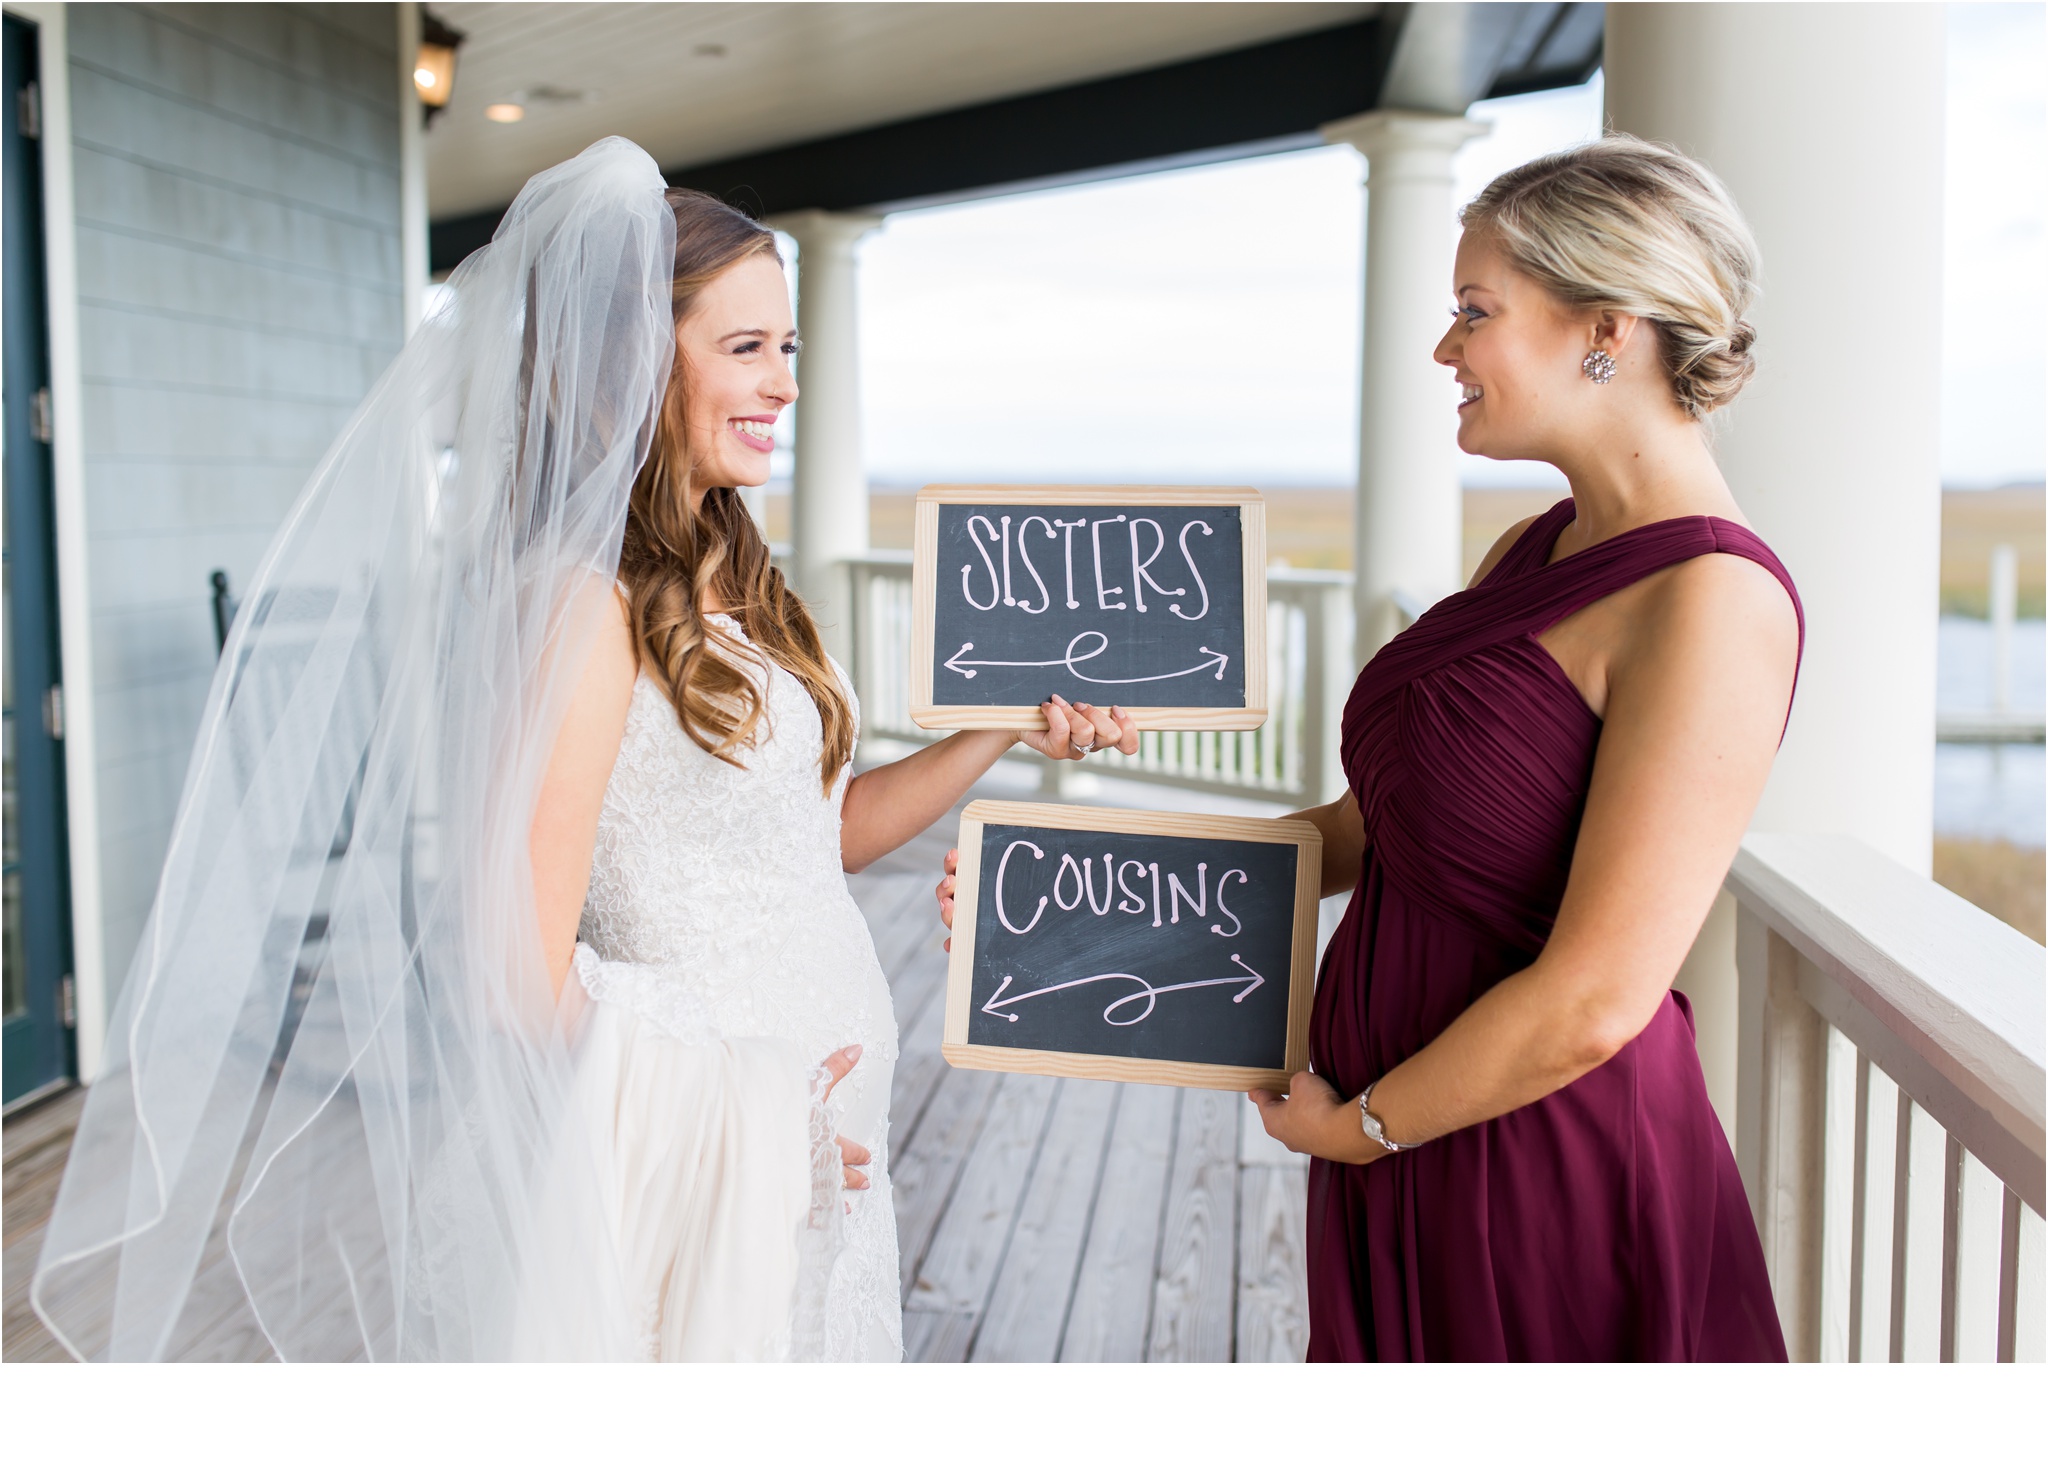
[1249, 137, 1799, 1360]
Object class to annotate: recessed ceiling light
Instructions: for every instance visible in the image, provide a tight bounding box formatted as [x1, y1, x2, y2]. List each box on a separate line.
[485, 102, 525, 123]
[693, 43, 727, 59]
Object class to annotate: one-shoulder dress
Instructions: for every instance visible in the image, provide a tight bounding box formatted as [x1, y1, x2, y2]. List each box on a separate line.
[1306, 499, 1799, 1362]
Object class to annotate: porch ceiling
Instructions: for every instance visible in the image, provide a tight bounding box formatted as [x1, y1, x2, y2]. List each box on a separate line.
[423, 2, 1379, 218]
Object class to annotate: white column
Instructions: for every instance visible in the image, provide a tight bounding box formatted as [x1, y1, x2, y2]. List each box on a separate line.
[1607, 3, 1947, 1126]
[396, 3, 428, 337]
[1322, 110, 1491, 661]
[775, 210, 883, 657]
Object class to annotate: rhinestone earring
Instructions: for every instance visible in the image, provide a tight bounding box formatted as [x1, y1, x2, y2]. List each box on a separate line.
[1581, 348, 1616, 384]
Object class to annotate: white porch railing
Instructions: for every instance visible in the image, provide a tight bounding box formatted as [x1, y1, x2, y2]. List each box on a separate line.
[837, 549, 2048, 1361]
[843, 552, 1359, 807]
[1731, 834, 2046, 1362]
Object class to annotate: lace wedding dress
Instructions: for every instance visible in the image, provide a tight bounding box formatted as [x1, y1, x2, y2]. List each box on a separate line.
[518, 612, 902, 1361]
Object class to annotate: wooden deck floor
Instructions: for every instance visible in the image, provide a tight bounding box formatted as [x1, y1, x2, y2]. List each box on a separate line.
[4, 781, 1312, 1363]
[3, 1084, 86, 1362]
[852, 813, 1310, 1363]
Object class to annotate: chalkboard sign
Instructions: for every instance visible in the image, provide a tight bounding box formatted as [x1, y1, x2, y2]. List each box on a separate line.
[942, 800, 1321, 1091]
[910, 486, 1267, 731]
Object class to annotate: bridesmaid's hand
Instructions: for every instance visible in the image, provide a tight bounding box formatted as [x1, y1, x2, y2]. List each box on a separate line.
[1249, 1071, 1386, 1166]
[820, 1044, 871, 1191]
[1016, 695, 1138, 762]
[937, 847, 957, 951]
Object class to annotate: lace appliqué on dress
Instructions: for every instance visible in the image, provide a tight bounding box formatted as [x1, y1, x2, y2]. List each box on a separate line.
[573, 941, 720, 1046]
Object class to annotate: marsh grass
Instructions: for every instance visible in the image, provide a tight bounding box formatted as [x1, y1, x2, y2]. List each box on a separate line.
[816, 485, 2043, 605]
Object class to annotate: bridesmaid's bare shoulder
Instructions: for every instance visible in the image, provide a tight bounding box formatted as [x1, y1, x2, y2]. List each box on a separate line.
[1466, 514, 1547, 589]
[1630, 551, 1801, 712]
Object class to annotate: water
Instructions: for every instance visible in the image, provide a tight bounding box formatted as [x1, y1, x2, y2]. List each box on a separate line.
[1935, 616, 2045, 848]
[1938, 615, 2046, 713]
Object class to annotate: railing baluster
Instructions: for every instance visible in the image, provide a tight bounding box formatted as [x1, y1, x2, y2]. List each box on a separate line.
[1894, 1097, 1951, 1360]
[1940, 1131, 1964, 1361]
[1733, 912, 1828, 1358]
[1890, 1090, 1914, 1362]
[1285, 596, 1307, 794]
[1264, 597, 1283, 790]
[2024, 1204, 2047, 1362]
[889, 572, 902, 729]
[852, 562, 871, 728]
[1998, 1186, 2022, 1362]
[1956, 1148, 2008, 1359]
[1820, 1026, 1858, 1360]
[1858, 1064, 1901, 1361]
[1847, 1052, 1871, 1362]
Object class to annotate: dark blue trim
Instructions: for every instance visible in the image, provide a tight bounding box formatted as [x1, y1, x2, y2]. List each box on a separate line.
[5, 11, 77, 1102]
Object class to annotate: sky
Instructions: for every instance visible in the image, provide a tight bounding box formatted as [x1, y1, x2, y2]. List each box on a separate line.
[807, 3, 2044, 493]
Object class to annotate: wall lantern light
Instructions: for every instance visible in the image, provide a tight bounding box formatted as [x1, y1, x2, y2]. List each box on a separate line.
[413, 9, 465, 121]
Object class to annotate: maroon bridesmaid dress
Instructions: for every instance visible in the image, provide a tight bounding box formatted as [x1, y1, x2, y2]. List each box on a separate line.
[1305, 499, 1799, 1362]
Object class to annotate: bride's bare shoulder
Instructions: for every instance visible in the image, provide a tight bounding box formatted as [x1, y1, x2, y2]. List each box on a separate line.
[596, 579, 641, 688]
[548, 574, 641, 728]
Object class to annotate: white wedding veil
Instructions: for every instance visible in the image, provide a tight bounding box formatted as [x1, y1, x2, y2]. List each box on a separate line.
[32, 138, 677, 1360]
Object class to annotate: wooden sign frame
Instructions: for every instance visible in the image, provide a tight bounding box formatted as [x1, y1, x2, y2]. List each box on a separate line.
[942, 799, 1322, 1092]
[909, 485, 1268, 731]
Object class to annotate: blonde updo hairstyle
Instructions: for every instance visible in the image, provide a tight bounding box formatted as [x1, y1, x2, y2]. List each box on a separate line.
[1459, 135, 1760, 420]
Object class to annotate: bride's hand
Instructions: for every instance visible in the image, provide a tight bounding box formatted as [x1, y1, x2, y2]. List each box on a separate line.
[819, 1044, 871, 1191]
[932, 699, 1134, 946]
[1017, 694, 1137, 763]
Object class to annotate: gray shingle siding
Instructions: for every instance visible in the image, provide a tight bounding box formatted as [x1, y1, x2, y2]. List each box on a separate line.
[69, 3, 403, 1002]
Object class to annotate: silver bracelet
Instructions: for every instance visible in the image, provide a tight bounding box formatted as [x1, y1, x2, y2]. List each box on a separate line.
[1358, 1078, 1418, 1154]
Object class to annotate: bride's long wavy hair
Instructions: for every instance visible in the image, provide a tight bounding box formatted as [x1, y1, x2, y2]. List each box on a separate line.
[620, 188, 854, 791]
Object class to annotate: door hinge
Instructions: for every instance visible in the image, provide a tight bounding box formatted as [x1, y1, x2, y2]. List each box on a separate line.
[18, 80, 41, 141]
[61, 973, 77, 1030]
[42, 683, 65, 740]
[31, 385, 53, 443]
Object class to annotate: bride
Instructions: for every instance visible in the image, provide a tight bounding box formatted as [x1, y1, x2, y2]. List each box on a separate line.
[31, 138, 1132, 1362]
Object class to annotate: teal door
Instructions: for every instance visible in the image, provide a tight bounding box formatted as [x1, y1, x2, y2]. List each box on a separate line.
[4, 12, 76, 1105]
